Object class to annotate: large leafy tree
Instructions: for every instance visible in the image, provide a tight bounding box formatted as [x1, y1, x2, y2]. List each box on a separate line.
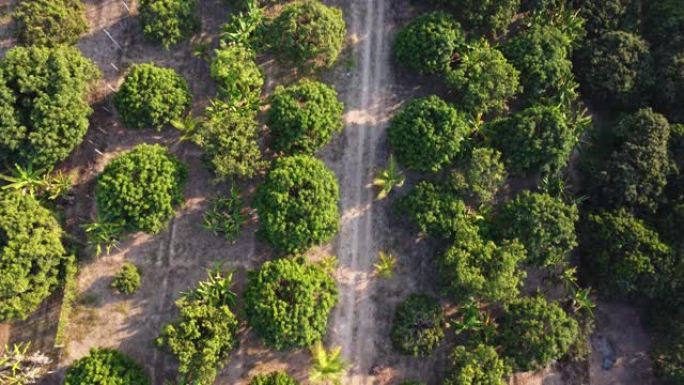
[578, 0, 641, 38]
[210, 45, 264, 109]
[388, 96, 470, 172]
[448, 147, 507, 207]
[0, 46, 99, 170]
[268, 0, 346, 69]
[245, 258, 338, 350]
[394, 12, 464, 75]
[450, 0, 519, 36]
[95, 144, 187, 234]
[63, 348, 149, 385]
[254, 155, 340, 254]
[140, 0, 200, 49]
[390, 294, 446, 357]
[444, 344, 510, 385]
[114, 63, 192, 130]
[488, 191, 578, 266]
[12, 0, 88, 46]
[497, 296, 579, 371]
[0, 192, 67, 321]
[267, 79, 344, 154]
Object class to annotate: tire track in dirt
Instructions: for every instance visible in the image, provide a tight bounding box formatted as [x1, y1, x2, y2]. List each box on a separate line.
[331, 0, 391, 383]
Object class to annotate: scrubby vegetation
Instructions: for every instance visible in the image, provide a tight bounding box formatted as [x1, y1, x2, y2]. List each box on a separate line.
[444, 344, 510, 385]
[250, 372, 300, 385]
[140, 0, 200, 48]
[390, 294, 445, 357]
[111, 263, 141, 295]
[12, 0, 88, 46]
[211, 45, 264, 108]
[63, 348, 149, 385]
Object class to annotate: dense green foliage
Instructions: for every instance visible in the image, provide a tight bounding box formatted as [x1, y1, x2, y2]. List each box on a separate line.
[444, 344, 510, 385]
[440, 234, 526, 302]
[140, 0, 200, 48]
[498, 296, 579, 371]
[267, 80, 344, 154]
[95, 144, 187, 234]
[245, 258, 338, 350]
[0, 193, 66, 321]
[489, 191, 578, 266]
[578, 0, 641, 38]
[202, 188, 245, 242]
[653, 322, 684, 385]
[580, 209, 672, 298]
[390, 294, 445, 357]
[210, 46, 264, 108]
[398, 181, 475, 240]
[0, 46, 99, 169]
[448, 147, 507, 207]
[195, 100, 264, 180]
[254, 155, 340, 254]
[114, 63, 191, 130]
[484, 105, 577, 174]
[250, 372, 300, 385]
[654, 49, 684, 123]
[452, 0, 519, 36]
[645, 0, 684, 52]
[13, 0, 88, 46]
[501, 24, 575, 105]
[576, 31, 653, 110]
[63, 348, 149, 385]
[111, 263, 141, 295]
[156, 270, 239, 385]
[446, 40, 519, 115]
[268, 0, 346, 69]
[394, 12, 464, 75]
[388, 96, 469, 172]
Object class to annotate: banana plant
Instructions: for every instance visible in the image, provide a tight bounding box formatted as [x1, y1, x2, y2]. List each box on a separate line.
[374, 251, 397, 278]
[309, 341, 347, 385]
[0, 164, 47, 197]
[83, 220, 124, 256]
[184, 266, 237, 308]
[171, 114, 204, 144]
[372, 154, 405, 200]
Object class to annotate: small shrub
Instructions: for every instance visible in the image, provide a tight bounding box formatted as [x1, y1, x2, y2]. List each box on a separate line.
[111, 263, 141, 295]
[645, 0, 684, 52]
[13, 0, 88, 46]
[390, 294, 445, 357]
[114, 63, 192, 130]
[203, 188, 245, 243]
[210, 45, 264, 108]
[394, 12, 464, 75]
[95, 144, 187, 234]
[372, 155, 405, 200]
[309, 341, 347, 385]
[140, 0, 200, 49]
[63, 348, 149, 385]
[444, 344, 510, 385]
[268, 0, 346, 69]
[254, 155, 340, 254]
[448, 147, 507, 207]
[245, 258, 338, 350]
[388, 96, 470, 172]
[250, 372, 299, 385]
[267, 79, 344, 154]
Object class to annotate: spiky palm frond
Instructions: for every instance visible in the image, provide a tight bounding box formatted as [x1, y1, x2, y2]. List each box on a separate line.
[372, 155, 405, 200]
[309, 341, 347, 385]
[374, 252, 397, 278]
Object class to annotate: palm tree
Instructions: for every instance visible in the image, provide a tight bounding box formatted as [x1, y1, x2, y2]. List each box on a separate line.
[372, 154, 405, 200]
[374, 251, 397, 278]
[309, 341, 347, 385]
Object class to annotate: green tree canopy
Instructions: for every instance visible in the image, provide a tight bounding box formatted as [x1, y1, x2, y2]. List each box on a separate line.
[653, 321, 684, 385]
[578, 0, 641, 38]
[95, 144, 187, 234]
[210, 45, 264, 109]
[654, 49, 684, 123]
[114, 63, 192, 130]
[0, 192, 66, 321]
[390, 294, 445, 357]
[12, 0, 88, 46]
[140, 0, 200, 49]
[452, 0, 519, 36]
[389, 96, 470, 172]
[245, 258, 338, 350]
[645, 0, 684, 52]
[448, 147, 507, 207]
[254, 155, 340, 254]
[250, 372, 300, 385]
[498, 296, 579, 371]
[444, 344, 510, 385]
[268, 0, 346, 69]
[394, 12, 464, 75]
[0, 45, 99, 170]
[267, 79, 344, 154]
[488, 191, 578, 266]
[63, 348, 149, 385]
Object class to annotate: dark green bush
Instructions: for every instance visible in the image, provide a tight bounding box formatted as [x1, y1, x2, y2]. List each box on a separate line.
[645, 0, 684, 52]
[484, 105, 577, 175]
[195, 100, 265, 180]
[255, 155, 339, 254]
[453, 0, 519, 36]
[388, 96, 470, 172]
[267, 79, 344, 154]
[111, 263, 141, 295]
[0, 46, 99, 170]
[578, 0, 641, 38]
[489, 191, 578, 266]
[576, 31, 653, 110]
[394, 12, 464, 75]
[63, 348, 149, 385]
[498, 296, 579, 371]
[250, 372, 300, 385]
[501, 24, 575, 105]
[95, 144, 187, 234]
[444, 344, 510, 385]
[13, 0, 88, 46]
[653, 321, 684, 385]
[0, 192, 66, 321]
[448, 147, 507, 207]
[268, 0, 346, 69]
[581, 209, 673, 298]
[446, 40, 519, 115]
[654, 49, 684, 123]
[245, 257, 338, 350]
[210, 46, 264, 108]
[140, 0, 200, 49]
[390, 294, 445, 357]
[114, 63, 191, 130]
